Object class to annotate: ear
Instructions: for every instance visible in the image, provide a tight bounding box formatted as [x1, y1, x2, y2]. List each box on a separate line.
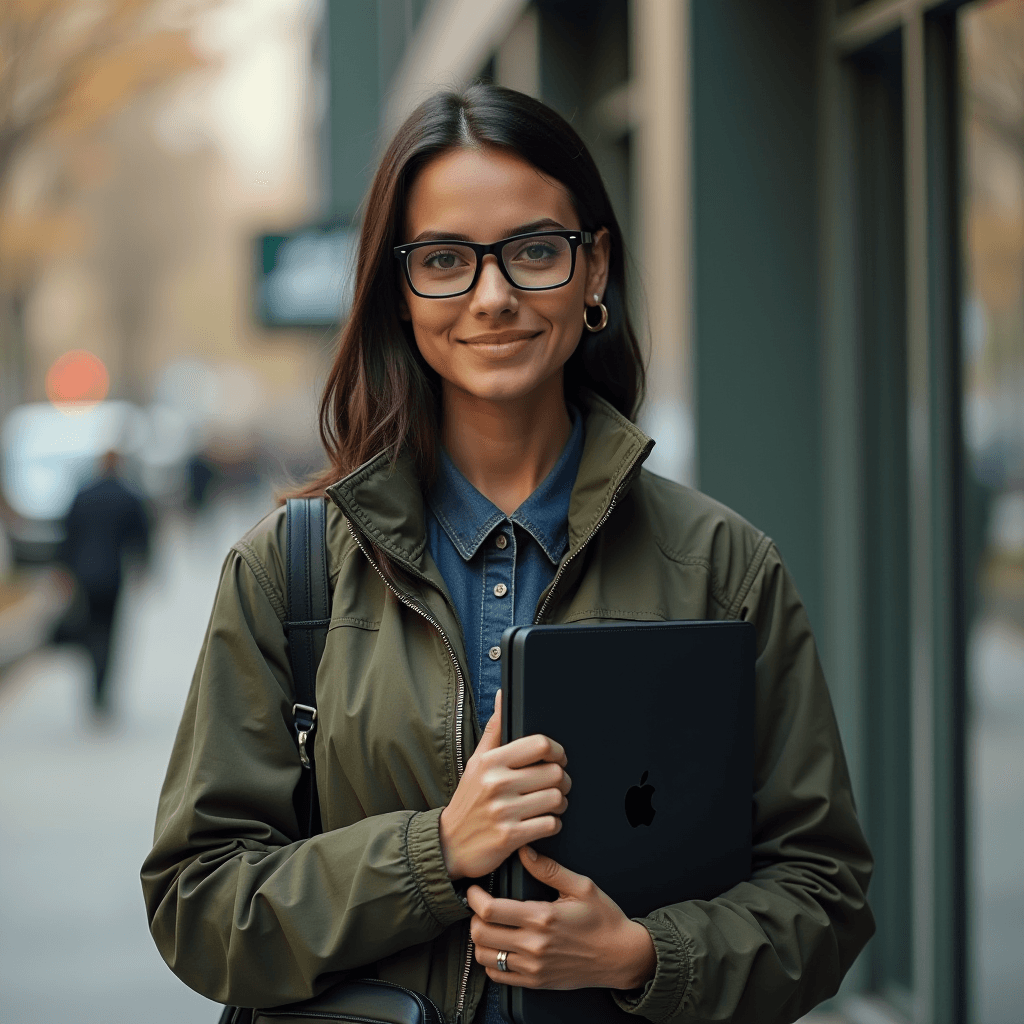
[583, 228, 611, 306]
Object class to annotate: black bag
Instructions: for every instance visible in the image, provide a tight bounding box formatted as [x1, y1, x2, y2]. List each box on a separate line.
[217, 499, 443, 1024]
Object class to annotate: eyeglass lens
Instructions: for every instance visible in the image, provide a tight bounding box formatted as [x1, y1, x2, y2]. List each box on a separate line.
[406, 235, 573, 296]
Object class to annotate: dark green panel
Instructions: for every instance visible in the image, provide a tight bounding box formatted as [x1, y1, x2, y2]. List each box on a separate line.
[851, 33, 914, 998]
[924, 12, 967, 1024]
[691, 0, 822, 628]
[327, 1, 381, 217]
[536, 0, 632, 242]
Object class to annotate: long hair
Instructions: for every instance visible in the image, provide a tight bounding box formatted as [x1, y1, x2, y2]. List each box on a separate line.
[297, 84, 645, 498]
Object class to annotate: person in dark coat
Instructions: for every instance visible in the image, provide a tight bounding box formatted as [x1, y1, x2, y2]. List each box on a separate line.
[60, 449, 150, 713]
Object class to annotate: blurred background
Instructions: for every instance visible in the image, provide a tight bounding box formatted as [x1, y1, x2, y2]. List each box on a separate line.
[0, 2, 1020, 1023]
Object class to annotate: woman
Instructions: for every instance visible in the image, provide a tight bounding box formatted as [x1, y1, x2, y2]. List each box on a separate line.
[143, 85, 874, 1024]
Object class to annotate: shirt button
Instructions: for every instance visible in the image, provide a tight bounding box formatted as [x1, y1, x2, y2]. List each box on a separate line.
[493, 583, 508, 598]
[488, 646, 501, 661]
[495, 533, 508, 550]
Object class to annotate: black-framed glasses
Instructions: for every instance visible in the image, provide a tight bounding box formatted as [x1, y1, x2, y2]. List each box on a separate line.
[393, 229, 593, 298]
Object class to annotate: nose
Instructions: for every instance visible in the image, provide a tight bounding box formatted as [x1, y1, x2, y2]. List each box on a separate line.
[469, 254, 517, 318]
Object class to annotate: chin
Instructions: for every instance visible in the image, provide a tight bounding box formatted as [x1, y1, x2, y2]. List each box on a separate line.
[458, 378, 542, 404]
[453, 362, 562, 405]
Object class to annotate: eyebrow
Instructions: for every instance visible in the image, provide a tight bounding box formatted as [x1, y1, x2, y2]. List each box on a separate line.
[410, 218, 569, 243]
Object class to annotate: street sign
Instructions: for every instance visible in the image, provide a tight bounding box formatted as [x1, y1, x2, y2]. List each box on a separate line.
[256, 221, 359, 328]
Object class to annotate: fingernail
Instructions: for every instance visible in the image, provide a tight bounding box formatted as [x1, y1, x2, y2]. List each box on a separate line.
[524, 846, 537, 861]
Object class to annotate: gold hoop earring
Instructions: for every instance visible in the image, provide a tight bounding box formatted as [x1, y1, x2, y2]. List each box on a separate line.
[584, 300, 608, 333]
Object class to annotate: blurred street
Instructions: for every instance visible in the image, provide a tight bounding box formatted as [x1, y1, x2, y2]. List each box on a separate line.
[0, 488, 275, 1023]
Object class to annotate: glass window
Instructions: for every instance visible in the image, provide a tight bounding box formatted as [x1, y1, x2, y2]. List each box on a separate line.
[960, 3, 1024, 1023]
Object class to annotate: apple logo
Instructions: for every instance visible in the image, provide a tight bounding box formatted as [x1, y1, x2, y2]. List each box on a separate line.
[624, 770, 656, 827]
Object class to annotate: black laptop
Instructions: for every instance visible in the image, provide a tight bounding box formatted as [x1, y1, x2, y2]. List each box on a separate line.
[498, 620, 755, 1024]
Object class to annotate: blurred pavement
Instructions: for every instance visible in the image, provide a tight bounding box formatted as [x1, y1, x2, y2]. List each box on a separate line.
[0, 488, 275, 1023]
[969, 617, 1024, 1024]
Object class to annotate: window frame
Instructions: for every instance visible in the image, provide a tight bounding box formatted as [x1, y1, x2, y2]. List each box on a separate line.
[820, 2, 969, 1022]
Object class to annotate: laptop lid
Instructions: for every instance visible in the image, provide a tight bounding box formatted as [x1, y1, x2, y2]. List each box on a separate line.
[497, 620, 755, 1024]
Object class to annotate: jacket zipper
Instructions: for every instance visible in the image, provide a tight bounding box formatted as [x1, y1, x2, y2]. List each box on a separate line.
[345, 521, 470, 774]
[533, 497, 616, 624]
[533, 445, 649, 624]
[344, 521, 475, 1024]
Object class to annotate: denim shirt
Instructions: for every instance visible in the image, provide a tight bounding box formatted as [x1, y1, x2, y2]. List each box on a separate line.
[424, 410, 584, 1024]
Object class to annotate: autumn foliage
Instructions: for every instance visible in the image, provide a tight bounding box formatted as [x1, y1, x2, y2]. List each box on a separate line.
[0, 0, 207, 283]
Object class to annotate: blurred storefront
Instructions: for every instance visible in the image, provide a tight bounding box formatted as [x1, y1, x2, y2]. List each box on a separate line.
[313, 2, 1021, 1024]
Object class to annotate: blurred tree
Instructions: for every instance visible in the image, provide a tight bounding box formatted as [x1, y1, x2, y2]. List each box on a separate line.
[89, 99, 217, 401]
[0, 0, 207, 417]
[965, 1, 1024, 319]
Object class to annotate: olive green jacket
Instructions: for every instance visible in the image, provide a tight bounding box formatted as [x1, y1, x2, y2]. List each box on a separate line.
[142, 394, 874, 1024]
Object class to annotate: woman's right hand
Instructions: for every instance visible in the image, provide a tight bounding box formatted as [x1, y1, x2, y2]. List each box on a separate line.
[439, 690, 571, 881]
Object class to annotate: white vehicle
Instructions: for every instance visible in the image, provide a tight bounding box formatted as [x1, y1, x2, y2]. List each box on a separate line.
[1, 401, 193, 561]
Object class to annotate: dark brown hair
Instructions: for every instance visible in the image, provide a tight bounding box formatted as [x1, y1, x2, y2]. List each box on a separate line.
[297, 83, 645, 497]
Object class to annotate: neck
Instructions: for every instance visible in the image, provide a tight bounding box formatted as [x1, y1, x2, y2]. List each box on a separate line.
[441, 375, 572, 516]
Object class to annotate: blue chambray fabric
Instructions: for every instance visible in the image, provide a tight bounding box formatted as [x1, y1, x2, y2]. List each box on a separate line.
[424, 409, 584, 1024]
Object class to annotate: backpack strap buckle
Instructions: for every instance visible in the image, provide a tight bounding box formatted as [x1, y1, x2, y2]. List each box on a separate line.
[292, 703, 318, 768]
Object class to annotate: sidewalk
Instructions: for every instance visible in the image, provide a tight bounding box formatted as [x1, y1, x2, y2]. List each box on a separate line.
[0, 568, 66, 670]
[0, 491, 273, 1023]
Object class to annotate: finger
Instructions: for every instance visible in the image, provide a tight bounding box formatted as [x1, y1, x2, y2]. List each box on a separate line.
[476, 691, 503, 754]
[499, 733, 567, 769]
[468, 894, 536, 928]
[466, 884, 493, 917]
[505, 787, 567, 820]
[519, 845, 594, 899]
[477, 946, 530, 980]
[507, 762, 571, 796]
[507, 814, 563, 850]
[471, 919, 523, 952]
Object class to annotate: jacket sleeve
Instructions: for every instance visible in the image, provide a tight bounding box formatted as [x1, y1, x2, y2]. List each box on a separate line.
[614, 543, 875, 1024]
[140, 549, 468, 1008]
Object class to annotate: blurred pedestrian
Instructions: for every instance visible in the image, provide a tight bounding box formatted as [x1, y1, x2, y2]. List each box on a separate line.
[59, 449, 150, 716]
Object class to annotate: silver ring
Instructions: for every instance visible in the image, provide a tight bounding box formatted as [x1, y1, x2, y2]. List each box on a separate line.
[496, 949, 510, 973]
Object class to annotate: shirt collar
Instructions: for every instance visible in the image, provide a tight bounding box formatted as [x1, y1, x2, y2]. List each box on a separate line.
[427, 407, 585, 565]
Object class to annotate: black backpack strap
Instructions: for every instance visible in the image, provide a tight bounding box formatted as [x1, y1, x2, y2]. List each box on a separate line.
[218, 507, 327, 1024]
[284, 497, 330, 839]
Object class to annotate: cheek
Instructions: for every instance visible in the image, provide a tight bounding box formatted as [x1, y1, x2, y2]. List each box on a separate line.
[536, 287, 585, 348]
[407, 302, 456, 360]
[551, 300, 583, 338]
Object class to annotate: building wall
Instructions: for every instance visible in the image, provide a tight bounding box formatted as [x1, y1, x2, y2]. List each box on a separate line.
[691, 0, 824, 631]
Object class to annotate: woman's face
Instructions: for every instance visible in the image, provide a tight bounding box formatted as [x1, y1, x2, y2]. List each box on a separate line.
[399, 146, 610, 406]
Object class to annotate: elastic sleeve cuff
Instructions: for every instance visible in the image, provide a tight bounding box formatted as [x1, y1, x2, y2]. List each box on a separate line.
[612, 915, 693, 1023]
[406, 806, 472, 929]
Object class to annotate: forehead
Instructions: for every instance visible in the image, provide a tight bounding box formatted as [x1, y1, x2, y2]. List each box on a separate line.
[403, 147, 579, 239]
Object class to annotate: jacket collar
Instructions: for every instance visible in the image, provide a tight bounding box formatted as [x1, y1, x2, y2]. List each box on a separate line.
[326, 391, 654, 577]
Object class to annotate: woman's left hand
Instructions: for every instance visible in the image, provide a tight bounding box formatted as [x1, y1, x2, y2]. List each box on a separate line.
[467, 846, 657, 991]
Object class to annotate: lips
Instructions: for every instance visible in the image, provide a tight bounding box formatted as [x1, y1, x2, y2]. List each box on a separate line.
[459, 330, 540, 345]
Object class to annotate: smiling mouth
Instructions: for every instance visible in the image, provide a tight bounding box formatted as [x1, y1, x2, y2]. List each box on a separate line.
[459, 330, 541, 346]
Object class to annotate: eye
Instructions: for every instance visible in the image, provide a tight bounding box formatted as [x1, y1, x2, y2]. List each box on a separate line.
[420, 248, 468, 270]
[512, 241, 558, 262]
